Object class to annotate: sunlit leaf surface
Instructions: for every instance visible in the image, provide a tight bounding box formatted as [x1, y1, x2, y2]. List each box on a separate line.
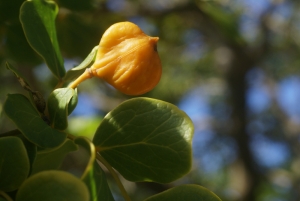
[93, 97, 194, 183]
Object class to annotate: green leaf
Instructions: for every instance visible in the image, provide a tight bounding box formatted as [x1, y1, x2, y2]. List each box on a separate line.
[74, 137, 114, 201]
[63, 46, 98, 82]
[3, 94, 67, 148]
[6, 62, 46, 113]
[0, 137, 30, 192]
[93, 97, 194, 183]
[6, 62, 30, 85]
[31, 139, 78, 175]
[144, 184, 222, 201]
[17, 134, 37, 175]
[16, 170, 90, 201]
[47, 88, 75, 130]
[1, 130, 37, 174]
[20, 0, 65, 79]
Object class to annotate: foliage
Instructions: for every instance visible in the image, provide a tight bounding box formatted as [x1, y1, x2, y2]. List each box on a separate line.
[0, 0, 222, 201]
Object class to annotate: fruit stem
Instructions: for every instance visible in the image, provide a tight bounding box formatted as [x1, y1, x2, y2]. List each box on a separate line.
[68, 68, 94, 89]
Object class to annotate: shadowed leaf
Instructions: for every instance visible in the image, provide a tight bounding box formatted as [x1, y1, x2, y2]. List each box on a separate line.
[20, 0, 65, 79]
[4, 94, 67, 148]
[0, 137, 30, 192]
[16, 170, 89, 201]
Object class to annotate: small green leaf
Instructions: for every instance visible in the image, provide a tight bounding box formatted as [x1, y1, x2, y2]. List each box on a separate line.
[63, 46, 98, 82]
[47, 88, 75, 130]
[16, 170, 90, 201]
[3, 94, 67, 148]
[6, 62, 30, 86]
[0, 137, 30, 192]
[31, 139, 78, 175]
[20, 0, 65, 79]
[74, 137, 114, 201]
[144, 184, 222, 201]
[93, 98, 194, 183]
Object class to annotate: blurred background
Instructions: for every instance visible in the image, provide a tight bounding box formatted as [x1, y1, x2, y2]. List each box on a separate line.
[0, 0, 300, 200]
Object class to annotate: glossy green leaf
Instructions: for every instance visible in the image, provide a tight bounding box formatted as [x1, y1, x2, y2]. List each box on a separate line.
[47, 88, 75, 130]
[31, 139, 78, 175]
[20, 0, 65, 79]
[3, 94, 67, 148]
[75, 137, 114, 201]
[16, 170, 89, 201]
[63, 45, 98, 82]
[144, 184, 222, 201]
[0, 137, 30, 192]
[93, 97, 194, 183]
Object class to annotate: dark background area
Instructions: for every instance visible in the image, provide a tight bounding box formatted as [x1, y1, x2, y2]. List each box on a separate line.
[1, 0, 300, 201]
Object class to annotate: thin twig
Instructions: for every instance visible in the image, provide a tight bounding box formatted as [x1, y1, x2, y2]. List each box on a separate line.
[0, 191, 13, 201]
[96, 153, 131, 201]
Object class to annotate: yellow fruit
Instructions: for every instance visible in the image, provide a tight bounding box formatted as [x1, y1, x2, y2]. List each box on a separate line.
[69, 21, 162, 95]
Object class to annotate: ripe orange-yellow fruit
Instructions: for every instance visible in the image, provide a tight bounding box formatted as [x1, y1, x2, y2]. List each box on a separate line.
[69, 21, 162, 95]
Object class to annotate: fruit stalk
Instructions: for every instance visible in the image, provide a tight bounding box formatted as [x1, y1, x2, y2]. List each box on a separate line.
[68, 68, 95, 89]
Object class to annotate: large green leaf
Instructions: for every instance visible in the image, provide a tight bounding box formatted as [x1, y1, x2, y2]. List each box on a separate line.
[47, 88, 75, 130]
[93, 97, 194, 183]
[31, 139, 78, 175]
[16, 170, 89, 201]
[20, 0, 65, 79]
[0, 137, 30, 192]
[144, 184, 222, 201]
[75, 137, 114, 201]
[3, 94, 67, 148]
